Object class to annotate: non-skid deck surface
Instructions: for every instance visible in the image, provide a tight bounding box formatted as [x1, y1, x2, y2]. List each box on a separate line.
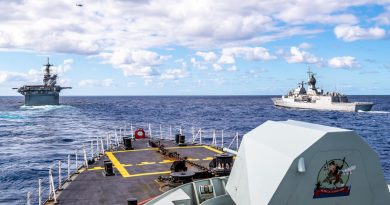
[55, 138, 223, 205]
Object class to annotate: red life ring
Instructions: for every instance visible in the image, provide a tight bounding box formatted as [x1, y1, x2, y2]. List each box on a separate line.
[134, 128, 145, 139]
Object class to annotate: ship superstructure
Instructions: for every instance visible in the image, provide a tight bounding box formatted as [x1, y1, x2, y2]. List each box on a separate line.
[272, 69, 374, 112]
[13, 58, 71, 106]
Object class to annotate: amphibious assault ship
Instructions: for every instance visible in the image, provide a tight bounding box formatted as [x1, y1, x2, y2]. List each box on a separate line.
[272, 69, 374, 112]
[26, 121, 389, 205]
[13, 58, 71, 106]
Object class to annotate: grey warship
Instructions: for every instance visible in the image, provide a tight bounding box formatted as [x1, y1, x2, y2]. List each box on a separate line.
[13, 58, 71, 106]
[272, 69, 374, 112]
[28, 121, 389, 205]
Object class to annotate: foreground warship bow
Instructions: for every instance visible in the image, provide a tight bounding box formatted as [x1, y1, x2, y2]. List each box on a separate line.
[272, 69, 374, 112]
[38, 121, 389, 205]
[13, 58, 71, 106]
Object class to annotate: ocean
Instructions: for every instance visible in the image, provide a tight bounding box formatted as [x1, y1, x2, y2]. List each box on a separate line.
[0, 96, 389, 204]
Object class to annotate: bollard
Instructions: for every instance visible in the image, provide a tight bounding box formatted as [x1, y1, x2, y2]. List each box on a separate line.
[127, 198, 137, 205]
[103, 160, 115, 176]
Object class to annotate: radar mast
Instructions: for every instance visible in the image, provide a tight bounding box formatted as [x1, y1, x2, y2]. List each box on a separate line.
[43, 57, 53, 86]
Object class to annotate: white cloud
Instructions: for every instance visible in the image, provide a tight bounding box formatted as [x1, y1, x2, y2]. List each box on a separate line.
[79, 79, 99, 87]
[190, 57, 207, 70]
[160, 68, 187, 80]
[212, 64, 223, 71]
[217, 54, 235, 65]
[1, 0, 384, 56]
[218, 46, 276, 65]
[102, 78, 114, 87]
[285, 47, 320, 64]
[298, 42, 312, 49]
[227, 65, 238, 71]
[328, 56, 359, 68]
[0, 71, 26, 84]
[334, 25, 386, 41]
[98, 49, 168, 77]
[373, 6, 390, 26]
[79, 78, 115, 87]
[51, 59, 74, 75]
[196, 51, 217, 63]
[127, 81, 136, 87]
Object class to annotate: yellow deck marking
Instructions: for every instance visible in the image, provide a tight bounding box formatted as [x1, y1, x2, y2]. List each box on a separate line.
[187, 158, 200, 161]
[136, 162, 156, 166]
[127, 171, 171, 177]
[88, 166, 104, 170]
[159, 160, 174, 164]
[202, 157, 214, 161]
[106, 152, 130, 177]
[202, 146, 224, 154]
[123, 164, 133, 167]
[102, 145, 224, 177]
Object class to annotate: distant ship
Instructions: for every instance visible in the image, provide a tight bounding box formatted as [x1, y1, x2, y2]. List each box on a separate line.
[13, 58, 71, 106]
[272, 69, 374, 112]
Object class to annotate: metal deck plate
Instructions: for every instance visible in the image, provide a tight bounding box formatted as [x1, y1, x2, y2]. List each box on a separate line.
[53, 138, 223, 205]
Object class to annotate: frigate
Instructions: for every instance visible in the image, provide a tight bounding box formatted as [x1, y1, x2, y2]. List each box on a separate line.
[13, 58, 71, 106]
[272, 69, 374, 112]
[30, 121, 389, 205]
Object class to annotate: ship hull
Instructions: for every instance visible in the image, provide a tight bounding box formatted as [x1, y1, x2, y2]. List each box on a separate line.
[272, 98, 373, 112]
[24, 93, 59, 106]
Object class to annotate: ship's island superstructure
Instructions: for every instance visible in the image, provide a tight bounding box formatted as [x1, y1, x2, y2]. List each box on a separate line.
[272, 69, 374, 112]
[13, 58, 71, 106]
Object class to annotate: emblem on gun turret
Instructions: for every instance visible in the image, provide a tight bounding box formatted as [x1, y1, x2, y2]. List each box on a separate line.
[313, 158, 356, 198]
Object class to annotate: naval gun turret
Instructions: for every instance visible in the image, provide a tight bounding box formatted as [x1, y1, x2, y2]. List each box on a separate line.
[12, 58, 72, 106]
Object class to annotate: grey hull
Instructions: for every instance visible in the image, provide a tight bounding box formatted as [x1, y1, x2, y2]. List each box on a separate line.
[272, 98, 374, 112]
[24, 94, 59, 106]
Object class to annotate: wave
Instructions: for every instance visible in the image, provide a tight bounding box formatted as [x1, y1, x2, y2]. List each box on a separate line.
[0, 114, 23, 119]
[20, 105, 73, 111]
[357, 110, 390, 114]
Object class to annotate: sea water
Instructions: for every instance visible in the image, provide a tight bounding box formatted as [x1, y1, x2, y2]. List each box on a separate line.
[0, 96, 389, 204]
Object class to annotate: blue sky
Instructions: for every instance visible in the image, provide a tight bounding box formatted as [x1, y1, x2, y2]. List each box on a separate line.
[0, 0, 389, 96]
